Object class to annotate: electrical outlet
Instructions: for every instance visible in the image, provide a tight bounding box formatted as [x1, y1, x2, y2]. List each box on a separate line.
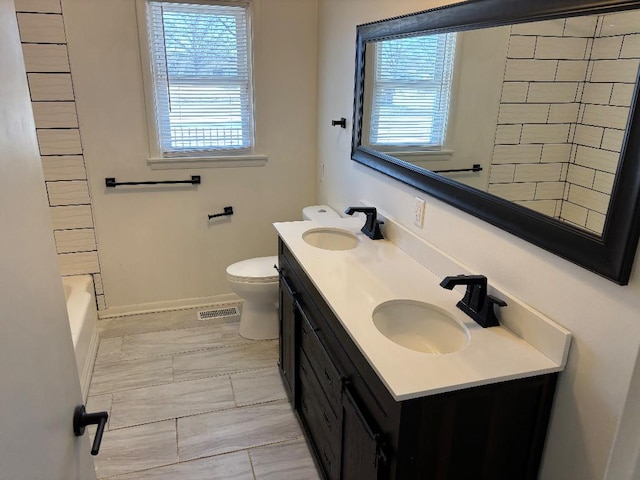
[414, 197, 426, 228]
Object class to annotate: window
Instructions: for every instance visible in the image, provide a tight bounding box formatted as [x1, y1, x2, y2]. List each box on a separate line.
[369, 33, 457, 150]
[145, 0, 253, 158]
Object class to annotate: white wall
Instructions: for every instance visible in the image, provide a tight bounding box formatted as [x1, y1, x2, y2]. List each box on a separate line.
[62, 0, 318, 310]
[317, 1, 640, 478]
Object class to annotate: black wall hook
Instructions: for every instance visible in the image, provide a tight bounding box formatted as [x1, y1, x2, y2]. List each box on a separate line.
[331, 118, 347, 128]
[208, 206, 234, 220]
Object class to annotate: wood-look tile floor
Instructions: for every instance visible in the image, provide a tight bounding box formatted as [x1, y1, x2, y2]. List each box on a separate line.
[88, 309, 321, 479]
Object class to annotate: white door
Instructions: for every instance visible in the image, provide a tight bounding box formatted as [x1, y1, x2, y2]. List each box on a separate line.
[0, 1, 96, 478]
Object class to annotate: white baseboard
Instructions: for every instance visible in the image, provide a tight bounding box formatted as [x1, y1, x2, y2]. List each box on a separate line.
[98, 293, 242, 319]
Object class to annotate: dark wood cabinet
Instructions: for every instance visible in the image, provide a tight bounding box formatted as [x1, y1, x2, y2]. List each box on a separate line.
[341, 385, 385, 479]
[277, 264, 297, 401]
[278, 239, 558, 480]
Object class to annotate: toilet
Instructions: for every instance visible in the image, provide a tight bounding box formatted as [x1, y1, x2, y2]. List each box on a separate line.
[226, 256, 280, 340]
[227, 205, 341, 340]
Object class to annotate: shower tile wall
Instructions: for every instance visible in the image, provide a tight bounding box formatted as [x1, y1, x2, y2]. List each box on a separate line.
[15, 0, 106, 309]
[488, 12, 640, 234]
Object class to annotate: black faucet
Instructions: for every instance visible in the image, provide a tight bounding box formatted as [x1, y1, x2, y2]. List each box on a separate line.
[439, 274, 507, 328]
[344, 207, 384, 240]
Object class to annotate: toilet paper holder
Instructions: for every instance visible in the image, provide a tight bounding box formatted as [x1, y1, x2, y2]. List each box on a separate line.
[208, 206, 234, 219]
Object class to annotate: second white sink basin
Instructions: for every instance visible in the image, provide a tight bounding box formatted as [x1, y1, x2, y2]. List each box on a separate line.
[302, 228, 359, 251]
[373, 300, 470, 354]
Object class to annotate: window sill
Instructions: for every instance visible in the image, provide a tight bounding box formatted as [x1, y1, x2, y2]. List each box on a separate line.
[148, 154, 269, 170]
[382, 149, 454, 158]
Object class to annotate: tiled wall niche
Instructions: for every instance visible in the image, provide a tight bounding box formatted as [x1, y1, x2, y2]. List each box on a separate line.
[15, 0, 106, 310]
[488, 11, 640, 235]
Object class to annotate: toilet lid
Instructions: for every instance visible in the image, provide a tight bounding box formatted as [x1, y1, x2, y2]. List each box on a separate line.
[227, 256, 279, 282]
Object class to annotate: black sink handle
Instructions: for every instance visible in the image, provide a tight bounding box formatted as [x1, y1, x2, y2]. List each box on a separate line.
[73, 405, 109, 456]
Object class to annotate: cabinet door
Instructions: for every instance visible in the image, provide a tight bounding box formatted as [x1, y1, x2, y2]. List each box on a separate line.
[342, 385, 385, 480]
[278, 269, 297, 400]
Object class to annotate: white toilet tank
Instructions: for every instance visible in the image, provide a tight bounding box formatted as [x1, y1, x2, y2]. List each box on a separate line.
[302, 205, 341, 223]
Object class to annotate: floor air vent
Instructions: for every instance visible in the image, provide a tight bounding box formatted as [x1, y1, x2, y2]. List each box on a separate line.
[197, 306, 240, 321]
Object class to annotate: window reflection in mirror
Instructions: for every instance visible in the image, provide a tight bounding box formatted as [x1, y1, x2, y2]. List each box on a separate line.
[361, 11, 640, 236]
[363, 34, 456, 150]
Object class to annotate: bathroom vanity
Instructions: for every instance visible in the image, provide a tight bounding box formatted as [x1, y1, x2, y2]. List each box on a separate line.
[275, 219, 570, 480]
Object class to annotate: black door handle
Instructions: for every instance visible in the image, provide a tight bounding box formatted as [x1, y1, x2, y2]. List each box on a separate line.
[73, 405, 109, 456]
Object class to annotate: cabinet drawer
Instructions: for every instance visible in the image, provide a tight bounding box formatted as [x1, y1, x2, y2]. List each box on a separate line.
[299, 352, 341, 480]
[300, 307, 343, 414]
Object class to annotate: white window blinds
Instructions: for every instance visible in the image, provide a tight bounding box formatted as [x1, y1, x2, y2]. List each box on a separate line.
[370, 33, 457, 149]
[147, 1, 253, 157]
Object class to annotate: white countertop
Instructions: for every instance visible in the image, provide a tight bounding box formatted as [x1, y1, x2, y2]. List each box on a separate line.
[274, 218, 571, 401]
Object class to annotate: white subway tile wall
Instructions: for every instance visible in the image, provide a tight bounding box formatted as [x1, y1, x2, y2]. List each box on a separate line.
[586, 210, 606, 233]
[21, 44, 69, 72]
[41, 155, 87, 181]
[515, 199, 558, 217]
[560, 201, 589, 227]
[58, 251, 101, 276]
[621, 34, 640, 58]
[563, 16, 598, 38]
[494, 125, 522, 145]
[36, 128, 82, 155]
[488, 164, 516, 184]
[14, 0, 61, 13]
[590, 36, 624, 59]
[16, 12, 66, 43]
[492, 145, 543, 164]
[511, 19, 565, 37]
[16, 2, 105, 307]
[54, 229, 97, 254]
[32, 101, 79, 128]
[27, 73, 74, 100]
[487, 182, 537, 201]
[534, 181, 566, 200]
[574, 146, 620, 173]
[501, 82, 529, 102]
[541, 144, 572, 163]
[46, 180, 91, 206]
[513, 163, 564, 183]
[548, 103, 580, 123]
[589, 59, 639, 83]
[527, 82, 579, 103]
[489, 12, 640, 234]
[566, 164, 596, 189]
[594, 171, 616, 194]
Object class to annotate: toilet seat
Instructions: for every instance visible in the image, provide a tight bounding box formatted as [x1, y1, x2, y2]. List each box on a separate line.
[226, 256, 279, 283]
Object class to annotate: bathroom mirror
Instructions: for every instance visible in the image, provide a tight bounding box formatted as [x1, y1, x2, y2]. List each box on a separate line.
[352, 0, 640, 285]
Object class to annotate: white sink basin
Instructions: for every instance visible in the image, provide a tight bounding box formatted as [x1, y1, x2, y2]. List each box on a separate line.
[302, 228, 359, 251]
[373, 300, 470, 354]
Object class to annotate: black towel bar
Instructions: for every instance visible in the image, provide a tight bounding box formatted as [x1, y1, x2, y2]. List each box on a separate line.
[433, 164, 483, 174]
[105, 175, 201, 187]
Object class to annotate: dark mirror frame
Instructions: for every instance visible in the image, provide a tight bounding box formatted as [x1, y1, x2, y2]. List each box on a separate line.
[352, 0, 640, 285]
